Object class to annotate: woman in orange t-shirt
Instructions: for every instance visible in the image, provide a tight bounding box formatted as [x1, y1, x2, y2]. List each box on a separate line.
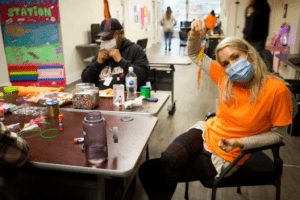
[138, 18, 293, 199]
[206, 10, 217, 33]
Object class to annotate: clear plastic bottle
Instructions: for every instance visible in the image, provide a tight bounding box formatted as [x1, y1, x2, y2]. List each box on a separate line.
[83, 112, 107, 165]
[113, 76, 125, 106]
[125, 66, 137, 100]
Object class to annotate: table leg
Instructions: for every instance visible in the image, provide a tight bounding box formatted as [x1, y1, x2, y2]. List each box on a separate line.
[167, 64, 176, 115]
[146, 145, 149, 160]
[273, 51, 281, 73]
[96, 176, 106, 200]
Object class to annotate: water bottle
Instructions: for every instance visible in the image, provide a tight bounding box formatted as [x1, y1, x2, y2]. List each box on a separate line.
[83, 112, 107, 165]
[125, 66, 137, 100]
[113, 76, 125, 106]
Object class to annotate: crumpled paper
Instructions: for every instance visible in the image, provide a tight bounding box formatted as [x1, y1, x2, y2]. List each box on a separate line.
[124, 96, 145, 109]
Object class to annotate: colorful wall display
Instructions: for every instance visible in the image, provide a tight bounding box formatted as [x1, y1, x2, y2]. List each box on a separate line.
[141, 7, 144, 29]
[8, 64, 65, 86]
[1, 0, 66, 87]
[2, 23, 63, 64]
[0, 0, 60, 24]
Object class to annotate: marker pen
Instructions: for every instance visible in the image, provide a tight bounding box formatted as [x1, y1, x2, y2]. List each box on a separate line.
[74, 137, 84, 143]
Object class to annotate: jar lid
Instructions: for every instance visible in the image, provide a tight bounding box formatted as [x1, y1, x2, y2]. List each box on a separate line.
[76, 83, 96, 89]
[85, 112, 103, 122]
[45, 100, 59, 105]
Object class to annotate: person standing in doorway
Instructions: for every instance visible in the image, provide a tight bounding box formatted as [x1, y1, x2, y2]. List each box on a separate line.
[160, 6, 177, 51]
[243, 0, 271, 51]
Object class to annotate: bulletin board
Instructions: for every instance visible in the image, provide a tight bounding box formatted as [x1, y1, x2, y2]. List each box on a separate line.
[0, 0, 66, 87]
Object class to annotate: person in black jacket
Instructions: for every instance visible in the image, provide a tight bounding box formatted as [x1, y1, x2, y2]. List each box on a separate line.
[81, 18, 150, 90]
[243, 0, 270, 51]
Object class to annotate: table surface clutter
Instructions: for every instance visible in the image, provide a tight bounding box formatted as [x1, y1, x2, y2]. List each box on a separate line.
[0, 83, 168, 200]
[4, 110, 158, 176]
[0, 85, 169, 116]
[0, 83, 169, 171]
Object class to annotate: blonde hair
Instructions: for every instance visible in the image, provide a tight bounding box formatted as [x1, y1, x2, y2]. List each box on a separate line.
[215, 37, 286, 104]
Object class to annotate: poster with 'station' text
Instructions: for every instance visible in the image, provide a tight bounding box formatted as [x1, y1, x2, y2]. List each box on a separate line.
[0, 0, 65, 87]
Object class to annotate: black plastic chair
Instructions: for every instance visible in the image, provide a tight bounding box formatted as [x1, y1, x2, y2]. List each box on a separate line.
[179, 31, 188, 55]
[259, 49, 274, 73]
[136, 38, 148, 52]
[184, 95, 298, 200]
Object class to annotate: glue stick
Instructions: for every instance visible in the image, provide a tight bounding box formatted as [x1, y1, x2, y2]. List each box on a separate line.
[0, 109, 4, 124]
[119, 96, 122, 111]
[58, 114, 63, 131]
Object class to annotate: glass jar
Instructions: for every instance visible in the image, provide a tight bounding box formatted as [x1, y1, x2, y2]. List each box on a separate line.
[72, 86, 99, 109]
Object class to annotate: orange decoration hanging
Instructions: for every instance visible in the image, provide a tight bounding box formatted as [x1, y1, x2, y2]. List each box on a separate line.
[104, 0, 111, 19]
[196, 39, 206, 89]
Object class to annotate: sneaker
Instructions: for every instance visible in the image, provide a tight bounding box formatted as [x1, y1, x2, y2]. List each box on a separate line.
[169, 48, 171, 51]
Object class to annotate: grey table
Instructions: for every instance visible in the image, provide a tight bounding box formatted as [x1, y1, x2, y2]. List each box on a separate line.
[276, 54, 300, 73]
[147, 55, 191, 115]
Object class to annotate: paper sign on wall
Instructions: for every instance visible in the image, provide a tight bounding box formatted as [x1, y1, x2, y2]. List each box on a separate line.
[0, 0, 60, 24]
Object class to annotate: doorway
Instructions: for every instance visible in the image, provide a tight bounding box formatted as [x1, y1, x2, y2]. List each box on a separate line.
[234, 0, 247, 38]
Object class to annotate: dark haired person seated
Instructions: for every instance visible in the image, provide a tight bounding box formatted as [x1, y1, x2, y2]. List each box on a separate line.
[81, 18, 150, 90]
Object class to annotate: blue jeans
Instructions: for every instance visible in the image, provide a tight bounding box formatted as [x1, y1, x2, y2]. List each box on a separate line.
[164, 32, 173, 49]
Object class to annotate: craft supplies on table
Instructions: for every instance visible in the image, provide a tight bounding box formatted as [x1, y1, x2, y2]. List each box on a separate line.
[21, 92, 72, 106]
[74, 137, 84, 143]
[0, 109, 5, 124]
[59, 114, 64, 131]
[3, 86, 18, 94]
[72, 85, 99, 109]
[17, 86, 64, 97]
[0, 103, 17, 113]
[45, 100, 60, 117]
[140, 86, 151, 98]
[12, 106, 46, 116]
[100, 88, 113, 98]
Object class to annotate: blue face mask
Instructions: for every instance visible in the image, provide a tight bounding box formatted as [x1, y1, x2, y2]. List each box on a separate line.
[225, 57, 254, 82]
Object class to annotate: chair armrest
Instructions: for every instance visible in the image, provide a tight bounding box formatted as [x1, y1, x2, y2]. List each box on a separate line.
[241, 142, 285, 155]
[213, 142, 285, 189]
[204, 112, 216, 121]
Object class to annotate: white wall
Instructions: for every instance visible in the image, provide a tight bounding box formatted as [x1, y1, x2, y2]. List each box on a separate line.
[268, 0, 300, 79]
[124, 0, 157, 48]
[0, 24, 10, 86]
[220, 0, 228, 36]
[59, 0, 103, 84]
[0, 0, 162, 86]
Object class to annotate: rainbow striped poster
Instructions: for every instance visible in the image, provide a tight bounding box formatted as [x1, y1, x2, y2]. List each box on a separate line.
[1, 0, 66, 87]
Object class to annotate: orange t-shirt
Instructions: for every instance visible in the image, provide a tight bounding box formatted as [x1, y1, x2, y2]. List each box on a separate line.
[204, 61, 293, 165]
[206, 14, 217, 29]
